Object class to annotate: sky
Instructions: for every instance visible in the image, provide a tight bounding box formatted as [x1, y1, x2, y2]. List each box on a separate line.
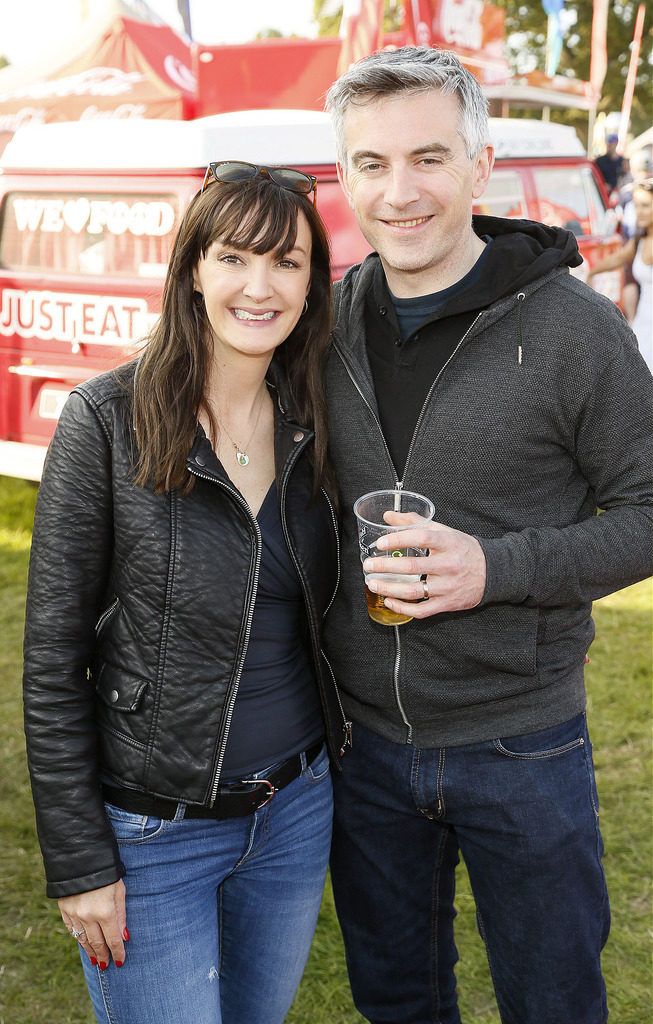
[0, 0, 319, 66]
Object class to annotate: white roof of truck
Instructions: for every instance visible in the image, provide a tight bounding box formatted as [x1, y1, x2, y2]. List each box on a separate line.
[0, 109, 585, 171]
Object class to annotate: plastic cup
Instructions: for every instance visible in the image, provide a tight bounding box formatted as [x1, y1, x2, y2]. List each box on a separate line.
[353, 489, 435, 626]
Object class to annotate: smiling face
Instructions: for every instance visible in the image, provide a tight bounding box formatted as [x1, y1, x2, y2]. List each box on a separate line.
[338, 89, 493, 296]
[192, 211, 312, 364]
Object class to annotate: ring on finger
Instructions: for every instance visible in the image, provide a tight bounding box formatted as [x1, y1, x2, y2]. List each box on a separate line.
[422, 578, 430, 600]
[70, 927, 87, 940]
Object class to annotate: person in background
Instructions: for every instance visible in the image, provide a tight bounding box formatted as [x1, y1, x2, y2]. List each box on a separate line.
[594, 133, 626, 194]
[23, 163, 349, 1024]
[620, 150, 653, 238]
[589, 179, 653, 374]
[323, 45, 653, 1024]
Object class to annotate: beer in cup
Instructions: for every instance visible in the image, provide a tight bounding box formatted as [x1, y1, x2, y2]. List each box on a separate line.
[353, 489, 435, 626]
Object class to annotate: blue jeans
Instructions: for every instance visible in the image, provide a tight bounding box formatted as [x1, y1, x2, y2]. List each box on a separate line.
[330, 716, 609, 1024]
[81, 744, 332, 1024]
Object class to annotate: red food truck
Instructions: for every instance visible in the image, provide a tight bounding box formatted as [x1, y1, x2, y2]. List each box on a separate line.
[0, 110, 621, 480]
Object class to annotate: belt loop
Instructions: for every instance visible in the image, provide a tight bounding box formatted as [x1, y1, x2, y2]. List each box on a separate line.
[173, 802, 187, 822]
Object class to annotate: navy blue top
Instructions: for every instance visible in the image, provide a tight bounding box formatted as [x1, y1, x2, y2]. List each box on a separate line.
[391, 238, 494, 340]
[221, 482, 323, 778]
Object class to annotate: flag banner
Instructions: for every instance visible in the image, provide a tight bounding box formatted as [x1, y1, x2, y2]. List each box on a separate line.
[618, 2, 646, 151]
[589, 0, 609, 101]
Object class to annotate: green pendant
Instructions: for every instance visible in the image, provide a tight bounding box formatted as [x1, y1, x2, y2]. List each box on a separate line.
[236, 451, 249, 467]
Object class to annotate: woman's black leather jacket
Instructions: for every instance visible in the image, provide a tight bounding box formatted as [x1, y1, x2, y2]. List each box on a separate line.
[23, 365, 349, 898]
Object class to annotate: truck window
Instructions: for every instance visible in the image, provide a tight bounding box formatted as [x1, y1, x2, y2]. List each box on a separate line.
[473, 169, 527, 219]
[0, 191, 179, 279]
[531, 167, 609, 238]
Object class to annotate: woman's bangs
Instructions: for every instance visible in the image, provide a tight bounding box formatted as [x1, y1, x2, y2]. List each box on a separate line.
[204, 182, 300, 257]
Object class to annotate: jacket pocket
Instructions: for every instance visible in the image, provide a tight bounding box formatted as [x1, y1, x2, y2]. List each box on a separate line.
[95, 663, 150, 712]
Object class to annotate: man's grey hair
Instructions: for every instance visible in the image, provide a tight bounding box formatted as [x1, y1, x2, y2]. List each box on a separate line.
[326, 46, 489, 166]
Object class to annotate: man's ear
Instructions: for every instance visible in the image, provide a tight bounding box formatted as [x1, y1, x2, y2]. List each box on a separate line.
[336, 160, 355, 210]
[472, 144, 495, 201]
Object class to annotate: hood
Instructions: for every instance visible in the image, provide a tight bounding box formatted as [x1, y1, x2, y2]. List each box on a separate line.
[435, 215, 582, 318]
[471, 214, 581, 292]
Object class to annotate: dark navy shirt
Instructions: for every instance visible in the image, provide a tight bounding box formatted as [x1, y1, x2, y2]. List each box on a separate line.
[391, 238, 494, 340]
[221, 482, 323, 778]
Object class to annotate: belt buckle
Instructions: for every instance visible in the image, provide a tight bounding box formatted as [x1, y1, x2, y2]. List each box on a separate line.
[241, 777, 277, 810]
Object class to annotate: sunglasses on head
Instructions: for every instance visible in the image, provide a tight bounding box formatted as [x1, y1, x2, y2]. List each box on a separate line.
[201, 161, 318, 206]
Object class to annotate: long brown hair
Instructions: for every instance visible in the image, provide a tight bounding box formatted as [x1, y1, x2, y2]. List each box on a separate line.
[131, 176, 334, 497]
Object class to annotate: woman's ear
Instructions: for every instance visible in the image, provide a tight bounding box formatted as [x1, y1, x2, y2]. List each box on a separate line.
[192, 266, 202, 295]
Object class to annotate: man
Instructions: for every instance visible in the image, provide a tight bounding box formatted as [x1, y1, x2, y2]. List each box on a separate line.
[594, 133, 626, 193]
[323, 47, 652, 1024]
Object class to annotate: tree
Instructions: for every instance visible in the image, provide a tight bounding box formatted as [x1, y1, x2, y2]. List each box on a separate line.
[494, 1, 652, 138]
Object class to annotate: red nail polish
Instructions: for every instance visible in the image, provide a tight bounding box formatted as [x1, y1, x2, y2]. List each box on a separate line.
[99, 962, 107, 971]
[115, 960, 123, 968]
[123, 927, 130, 941]
[90, 957, 98, 966]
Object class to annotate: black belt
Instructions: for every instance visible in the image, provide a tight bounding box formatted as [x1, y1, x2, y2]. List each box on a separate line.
[102, 741, 324, 821]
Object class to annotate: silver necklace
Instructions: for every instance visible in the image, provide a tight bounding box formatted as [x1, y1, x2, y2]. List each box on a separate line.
[220, 388, 266, 467]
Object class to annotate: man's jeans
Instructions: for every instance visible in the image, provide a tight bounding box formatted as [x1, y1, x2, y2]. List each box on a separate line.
[81, 744, 332, 1024]
[330, 715, 609, 1024]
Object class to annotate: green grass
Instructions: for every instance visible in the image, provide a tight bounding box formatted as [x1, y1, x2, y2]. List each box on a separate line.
[0, 475, 651, 1023]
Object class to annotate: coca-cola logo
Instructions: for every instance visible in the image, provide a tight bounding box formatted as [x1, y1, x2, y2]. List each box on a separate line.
[0, 67, 145, 103]
[79, 104, 147, 121]
[0, 107, 46, 132]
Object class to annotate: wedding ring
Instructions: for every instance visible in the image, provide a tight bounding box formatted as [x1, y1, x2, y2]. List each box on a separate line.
[422, 578, 430, 600]
[70, 927, 86, 940]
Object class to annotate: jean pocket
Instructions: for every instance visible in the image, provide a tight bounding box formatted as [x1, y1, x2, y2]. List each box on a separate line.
[304, 743, 330, 783]
[493, 713, 586, 760]
[104, 801, 168, 844]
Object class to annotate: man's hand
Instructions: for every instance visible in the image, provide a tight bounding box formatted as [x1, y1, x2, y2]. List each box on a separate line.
[362, 512, 487, 620]
[58, 879, 128, 969]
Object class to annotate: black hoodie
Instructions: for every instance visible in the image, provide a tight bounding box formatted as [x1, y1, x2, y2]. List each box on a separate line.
[365, 216, 582, 473]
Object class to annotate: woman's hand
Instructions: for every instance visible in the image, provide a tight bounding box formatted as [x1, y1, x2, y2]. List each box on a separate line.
[58, 879, 128, 969]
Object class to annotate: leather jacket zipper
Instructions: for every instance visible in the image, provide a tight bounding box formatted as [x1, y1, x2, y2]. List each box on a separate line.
[95, 596, 120, 637]
[279, 442, 351, 757]
[318, 487, 352, 751]
[320, 647, 353, 755]
[187, 465, 262, 804]
[333, 311, 484, 744]
[321, 487, 341, 617]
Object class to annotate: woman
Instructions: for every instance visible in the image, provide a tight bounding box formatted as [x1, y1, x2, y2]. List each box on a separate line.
[588, 179, 653, 374]
[23, 162, 350, 1024]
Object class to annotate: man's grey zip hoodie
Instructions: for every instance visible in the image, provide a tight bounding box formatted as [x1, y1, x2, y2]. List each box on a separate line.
[323, 217, 653, 748]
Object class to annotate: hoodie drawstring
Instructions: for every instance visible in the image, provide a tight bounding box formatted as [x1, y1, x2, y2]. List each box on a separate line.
[517, 292, 525, 365]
